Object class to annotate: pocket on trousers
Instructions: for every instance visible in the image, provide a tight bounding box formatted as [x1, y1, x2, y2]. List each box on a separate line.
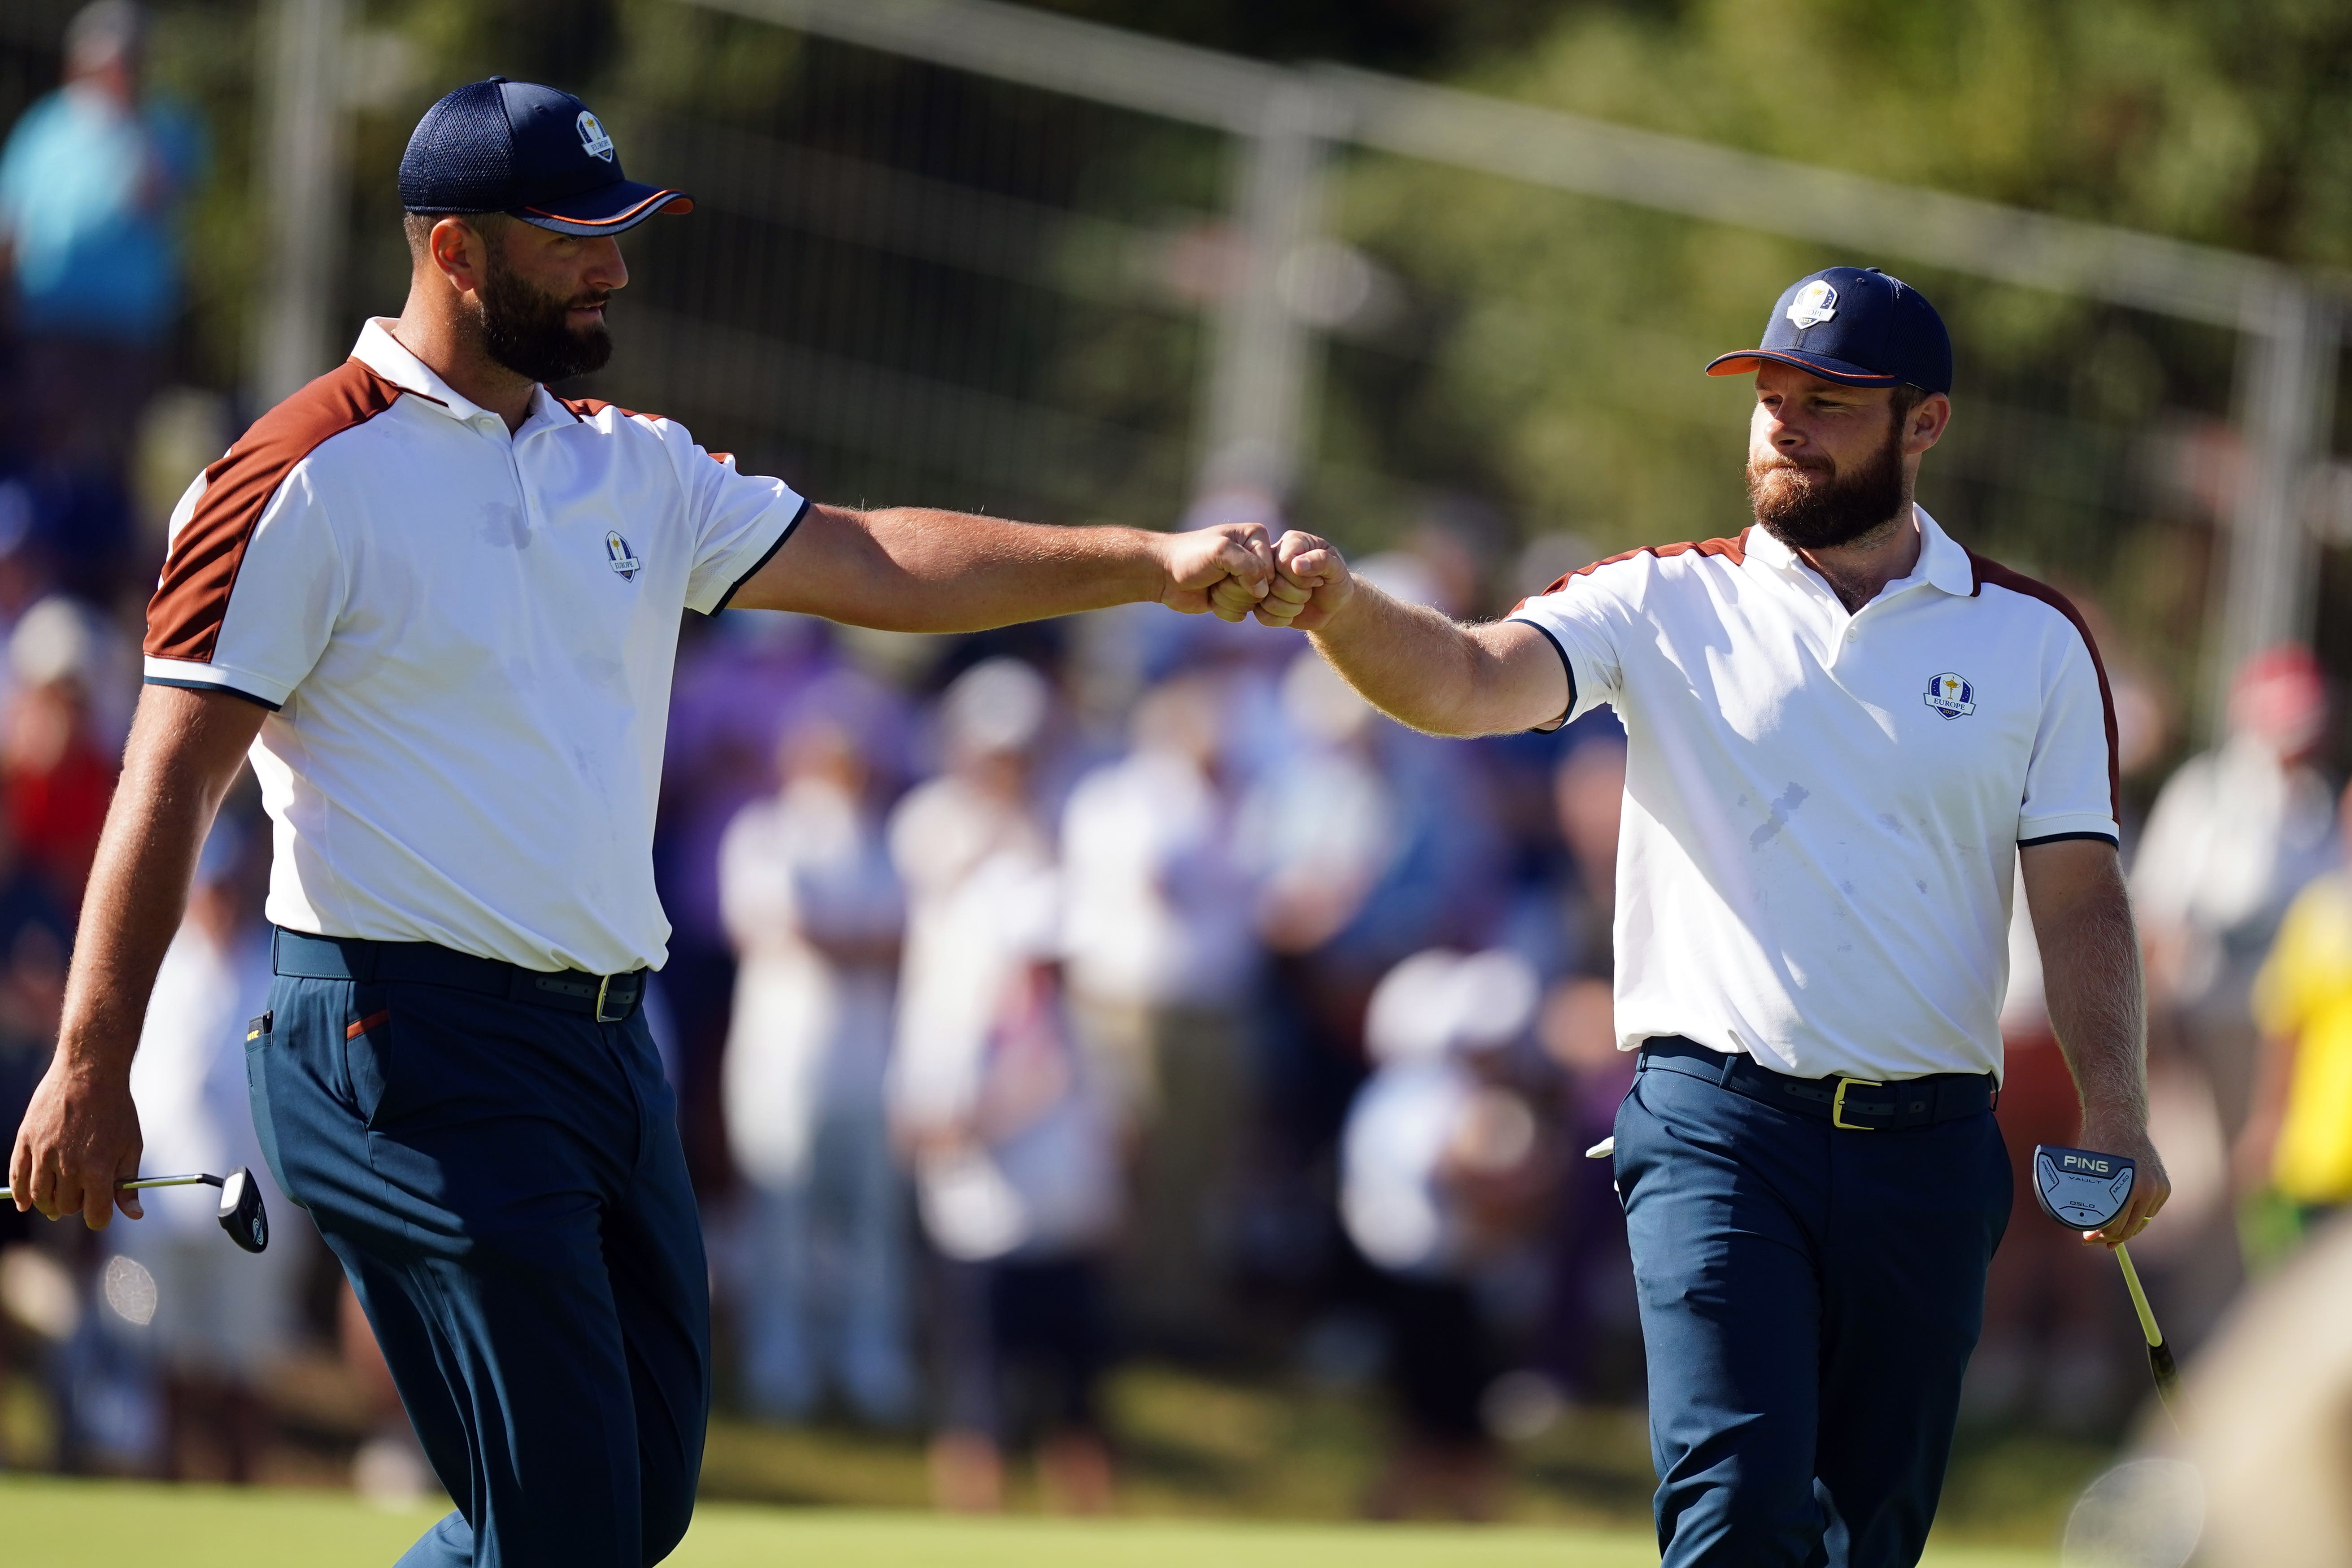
[341, 991, 396, 1127]
[244, 1008, 300, 1209]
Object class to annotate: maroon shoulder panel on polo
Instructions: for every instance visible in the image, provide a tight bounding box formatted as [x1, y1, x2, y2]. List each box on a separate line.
[1969, 550, 2121, 821]
[1513, 535, 1747, 613]
[144, 360, 405, 665]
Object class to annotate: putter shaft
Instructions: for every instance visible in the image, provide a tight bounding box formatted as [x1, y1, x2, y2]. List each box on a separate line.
[0, 1172, 223, 1203]
[2115, 1242, 2162, 1349]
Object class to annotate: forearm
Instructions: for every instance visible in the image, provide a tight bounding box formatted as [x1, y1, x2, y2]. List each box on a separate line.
[859, 508, 1167, 630]
[2035, 878, 2150, 1135]
[55, 693, 257, 1080]
[1311, 587, 1556, 737]
[747, 505, 1165, 632]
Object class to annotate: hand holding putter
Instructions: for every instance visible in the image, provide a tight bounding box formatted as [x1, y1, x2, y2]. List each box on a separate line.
[0, 1166, 270, 1254]
[2032, 1144, 2176, 1420]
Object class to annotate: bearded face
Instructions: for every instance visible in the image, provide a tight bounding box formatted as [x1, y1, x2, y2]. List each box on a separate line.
[473, 239, 614, 385]
[1747, 401, 1909, 552]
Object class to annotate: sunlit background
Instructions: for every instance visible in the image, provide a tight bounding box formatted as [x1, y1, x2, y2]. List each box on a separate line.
[3, 2, 2351, 1563]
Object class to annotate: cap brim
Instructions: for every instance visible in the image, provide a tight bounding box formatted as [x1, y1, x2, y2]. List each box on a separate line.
[1703, 348, 1901, 387]
[515, 182, 694, 237]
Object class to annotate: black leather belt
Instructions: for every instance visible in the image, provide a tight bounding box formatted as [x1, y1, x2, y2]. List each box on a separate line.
[271, 928, 645, 1024]
[1639, 1035, 1994, 1130]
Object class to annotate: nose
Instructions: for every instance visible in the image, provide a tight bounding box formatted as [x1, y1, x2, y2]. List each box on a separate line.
[586, 237, 628, 293]
[1766, 405, 1808, 452]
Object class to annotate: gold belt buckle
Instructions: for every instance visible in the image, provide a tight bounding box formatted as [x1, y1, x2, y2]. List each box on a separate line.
[594, 973, 624, 1024]
[1831, 1076, 1883, 1130]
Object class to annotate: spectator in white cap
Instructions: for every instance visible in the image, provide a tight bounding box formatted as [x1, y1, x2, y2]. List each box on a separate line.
[1342, 946, 1550, 1520]
[1059, 672, 1258, 1343]
[718, 707, 915, 1428]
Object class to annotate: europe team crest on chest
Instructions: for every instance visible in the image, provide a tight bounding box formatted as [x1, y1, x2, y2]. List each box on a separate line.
[1924, 671, 1976, 719]
[606, 531, 641, 580]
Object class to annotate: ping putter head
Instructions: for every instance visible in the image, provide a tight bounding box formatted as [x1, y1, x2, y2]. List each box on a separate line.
[2033, 1145, 2135, 1232]
[216, 1167, 269, 1254]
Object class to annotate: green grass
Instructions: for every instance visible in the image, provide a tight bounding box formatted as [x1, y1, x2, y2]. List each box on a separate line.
[0, 1477, 2059, 1567]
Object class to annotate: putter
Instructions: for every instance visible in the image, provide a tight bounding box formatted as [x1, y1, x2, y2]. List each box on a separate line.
[2031, 1144, 2176, 1422]
[0, 1166, 269, 1254]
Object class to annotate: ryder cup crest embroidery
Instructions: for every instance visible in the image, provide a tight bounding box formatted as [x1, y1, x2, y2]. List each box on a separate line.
[1924, 672, 1976, 719]
[1786, 279, 1838, 330]
[577, 110, 616, 162]
[606, 531, 641, 580]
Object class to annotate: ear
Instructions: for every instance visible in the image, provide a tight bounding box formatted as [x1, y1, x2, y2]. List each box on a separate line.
[426, 217, 492, 298]
[1905, 392, 1952, 456]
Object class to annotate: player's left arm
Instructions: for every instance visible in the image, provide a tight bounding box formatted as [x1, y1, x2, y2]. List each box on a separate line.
[728, 503, 1272, 631]
[2020, 836, 2172, 1246]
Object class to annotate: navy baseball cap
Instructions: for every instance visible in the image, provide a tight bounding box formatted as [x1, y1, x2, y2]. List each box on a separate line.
[1705, 266, 1952, 395]
[398, 78, 692, 236]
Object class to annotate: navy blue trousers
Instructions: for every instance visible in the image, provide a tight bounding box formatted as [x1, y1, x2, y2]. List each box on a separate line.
[247, 967, 710, 1568]
[1616, 1053, 2010, 1568]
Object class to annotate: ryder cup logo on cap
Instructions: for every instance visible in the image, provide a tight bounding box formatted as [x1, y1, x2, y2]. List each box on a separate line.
[1706, 265, 1954, 395]
[1924, 672, 1976, 719]
[1786, 279, 1838, 330]
[399, 78, 693, 237]
[576, 110, 615, 161]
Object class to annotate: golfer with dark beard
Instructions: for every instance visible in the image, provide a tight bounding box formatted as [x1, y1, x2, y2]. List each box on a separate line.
[10, 80, 1272, 1567]
[1245, 269, 2169, 1566]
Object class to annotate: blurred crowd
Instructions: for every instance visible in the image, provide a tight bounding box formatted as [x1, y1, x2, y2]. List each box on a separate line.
[0, 0, 2350, 1529]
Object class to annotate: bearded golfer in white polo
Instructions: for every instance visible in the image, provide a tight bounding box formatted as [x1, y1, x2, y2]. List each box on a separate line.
[1237, 267, 2169, 1567]
[13, 78, 1271, 1567]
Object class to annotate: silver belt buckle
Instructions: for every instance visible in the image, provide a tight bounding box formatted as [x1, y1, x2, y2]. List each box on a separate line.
[593, 973, 628, 1024]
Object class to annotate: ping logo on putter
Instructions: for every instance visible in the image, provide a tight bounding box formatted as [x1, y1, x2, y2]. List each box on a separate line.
[2033, 1144, 2135, 1232]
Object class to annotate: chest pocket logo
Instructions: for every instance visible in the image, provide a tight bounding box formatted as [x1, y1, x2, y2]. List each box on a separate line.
[607, 531, 642, 581]
[1925, 671, 1977, 719]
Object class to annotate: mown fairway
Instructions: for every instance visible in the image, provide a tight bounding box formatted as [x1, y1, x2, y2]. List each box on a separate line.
[0, 1477, 2062, 1567]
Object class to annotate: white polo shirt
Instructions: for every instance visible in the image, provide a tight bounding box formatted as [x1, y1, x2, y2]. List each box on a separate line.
[1508, 508, 2118, 1082]
[143, 320, 807, 975]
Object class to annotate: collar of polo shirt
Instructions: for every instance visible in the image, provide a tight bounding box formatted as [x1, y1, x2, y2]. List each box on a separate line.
[1742, 505, 1977, 607]
[352, 318, 579, 440]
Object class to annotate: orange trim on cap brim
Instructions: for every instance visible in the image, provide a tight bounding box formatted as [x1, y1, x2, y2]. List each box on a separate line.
[1703, 348, 1900, 386]
[523, 189, 695, 227]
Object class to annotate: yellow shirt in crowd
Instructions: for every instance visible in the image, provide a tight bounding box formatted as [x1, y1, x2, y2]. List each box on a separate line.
[2252, 871, 2352, 1204]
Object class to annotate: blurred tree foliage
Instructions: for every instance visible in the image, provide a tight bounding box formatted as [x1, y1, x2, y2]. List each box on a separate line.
[1302, 0, 2352, 716]
[145, 0, 2352, 710]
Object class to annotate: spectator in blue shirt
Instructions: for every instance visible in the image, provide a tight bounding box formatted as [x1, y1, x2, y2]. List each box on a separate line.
[0, 2, 205, 595]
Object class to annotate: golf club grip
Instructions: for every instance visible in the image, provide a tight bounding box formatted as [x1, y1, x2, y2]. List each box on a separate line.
[2148, 1338, 2180, 1394]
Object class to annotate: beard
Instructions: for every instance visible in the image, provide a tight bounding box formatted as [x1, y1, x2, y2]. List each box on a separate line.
[1747, 412, 1908, 551]
[475, 248, 613, 384]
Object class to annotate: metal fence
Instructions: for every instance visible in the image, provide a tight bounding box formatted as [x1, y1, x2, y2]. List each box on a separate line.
[222, 0, 2352, 734]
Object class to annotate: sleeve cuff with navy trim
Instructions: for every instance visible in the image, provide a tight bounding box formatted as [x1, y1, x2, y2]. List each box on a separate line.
[143, 657, 290, 710]
[708, 495, 813, 616]
[2018, 828, 2121, 849]
[2018, 811, 2121, 849]
[1510, 617, 1577, 734]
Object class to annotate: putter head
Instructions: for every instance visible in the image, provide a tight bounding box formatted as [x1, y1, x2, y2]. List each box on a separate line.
[216, 1167, 269, 1254]
[2033, 1144, 2135, 1232]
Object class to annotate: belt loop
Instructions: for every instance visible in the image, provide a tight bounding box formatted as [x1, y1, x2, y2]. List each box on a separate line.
[1719, 1048, 1740, 1089]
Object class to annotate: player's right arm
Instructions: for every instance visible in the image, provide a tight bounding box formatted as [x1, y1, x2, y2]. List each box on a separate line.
[9, 685, 264, 1231]
[1252, 530, 1572, 737]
